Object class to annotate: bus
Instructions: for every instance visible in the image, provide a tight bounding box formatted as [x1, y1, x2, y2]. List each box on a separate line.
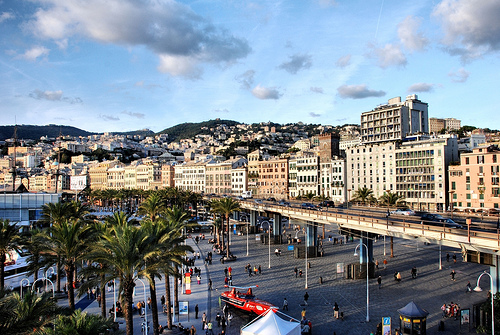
[4, 249, 32, 289]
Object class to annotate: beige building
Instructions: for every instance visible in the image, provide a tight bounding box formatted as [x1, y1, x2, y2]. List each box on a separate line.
[429, 117, 462, 134]
[174, 160, 207, 192]
[320, 156, 347, 203]
[247, 150, 261, 198]
[107, 165, 125, 190]
[257, 157, 288, 199]
[124, 165, 137, 189]
[289, 152, 319, 198]
[161, 164, 175, 188]
[231, 166, 248, 196]
[449, 145, 500, 212]
[88, 160, 119, 190]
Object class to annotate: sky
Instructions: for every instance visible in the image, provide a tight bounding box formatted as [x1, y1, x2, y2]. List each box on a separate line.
[1, 0, 499, 134]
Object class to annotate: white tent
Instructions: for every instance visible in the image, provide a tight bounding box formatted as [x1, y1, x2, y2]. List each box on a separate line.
[240, 309, 301, 335]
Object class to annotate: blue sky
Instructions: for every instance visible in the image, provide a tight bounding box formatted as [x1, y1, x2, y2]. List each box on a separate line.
[1, 0, 499, 133]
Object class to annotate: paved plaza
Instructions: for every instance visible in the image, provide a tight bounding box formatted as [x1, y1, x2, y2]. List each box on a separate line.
[72, 225, 490, 334]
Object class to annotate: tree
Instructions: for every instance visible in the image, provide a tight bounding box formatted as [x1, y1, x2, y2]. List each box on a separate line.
[44, 309, 115, 335]
[0, 220, 21, 290]
[211, 198, 241, 257]
[21, 229, 48, 283]
[0, 290, 62, 334]
[138, 193, 165, 223]
[45, 218, 93, 310]
[88, 217, 150, 335]
[352, 187, 374, 205]
[379, 191, 405, 209]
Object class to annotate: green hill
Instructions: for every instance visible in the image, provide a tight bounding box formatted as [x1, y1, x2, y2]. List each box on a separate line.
[0, 125, 97, 141]
[158, 119, 241, 142]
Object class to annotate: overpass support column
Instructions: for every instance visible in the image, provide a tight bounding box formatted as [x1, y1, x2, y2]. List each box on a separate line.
[272, 213, 282, 243]
[359, 232, 374, 264]
[306, 222, 318, 247]
[249, 210, 257, 233]
[232, 210, 240, 221]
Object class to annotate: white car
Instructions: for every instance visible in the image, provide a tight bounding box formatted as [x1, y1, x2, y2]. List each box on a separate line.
[390, 208, 416, 216]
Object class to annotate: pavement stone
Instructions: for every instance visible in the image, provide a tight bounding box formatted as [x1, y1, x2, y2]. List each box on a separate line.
[68, 226, 490, 334]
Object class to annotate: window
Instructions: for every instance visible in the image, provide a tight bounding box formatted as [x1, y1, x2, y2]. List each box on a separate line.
[466, 194, 471, 199]
[465, 157, 469, 164]
[451, 182, 456, 190]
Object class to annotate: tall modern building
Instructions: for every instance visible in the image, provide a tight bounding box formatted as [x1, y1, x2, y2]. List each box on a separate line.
[360, 95, 428, 144]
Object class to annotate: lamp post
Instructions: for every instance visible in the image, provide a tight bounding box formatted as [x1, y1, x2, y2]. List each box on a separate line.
[354, 242, 370, 322]
[474, 271, 494, 335]
[305, 226, 308, 289]
[113, 279, 117, 322]
[246, 220, 249, 256]
[268, 222, 271, 269]
[449, 190, 455, 219]
[136, 278, 148, 335]
[31, 277, 55, 300]
[20, 278, 30, 299]
[347, 189, 351, 210]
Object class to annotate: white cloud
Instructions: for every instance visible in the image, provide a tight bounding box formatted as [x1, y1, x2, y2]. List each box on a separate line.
[235, 70, 255, 90]
[448, 68, 469, 83]
[309, 112, 321, 117]
[27, 0, 250, 76]
[21, 46, 50, 61]
[337, 84, 385, 99]
[251, 85, 283, 100]
[278, 54, 312, 74]
[121, 110, 145, 119]
[336, 54, 351, 68]
[0, 12, 14, 23]
[29, 89, 63, 101]
[398, 16, 429, 51]
[368, 43, 407, 68]
[310, 87, 324, 94]
[433, 0, 500, 60]
[407, 83, 434, 93]
[100, 114, 120, 121]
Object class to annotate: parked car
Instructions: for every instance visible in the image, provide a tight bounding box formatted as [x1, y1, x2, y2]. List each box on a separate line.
[301, 202, 317, 210]
[390, 208, 415, 216]
[266, 197, 277, 202]
[319, 200, 335, 208]
[420, 213, 464, 229]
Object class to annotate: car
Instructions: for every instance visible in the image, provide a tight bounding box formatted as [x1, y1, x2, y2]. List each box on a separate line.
[266, 197, 277, 202]
[420, 213, 464, 229]
[254, 199, 264, 204]
[319, 200, 335, 208]
[390, 208, 415, 216]
[278, 199, 290, 207]
[301, 202, 317, 210]
[236, 196, 244, 200]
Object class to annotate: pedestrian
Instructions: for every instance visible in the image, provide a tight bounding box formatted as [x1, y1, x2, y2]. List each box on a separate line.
[411, 266, 417, 279]
[375, 259, 379, 269]
[294, 267, 298, 278]
[446, 253, 450, 262]
[258, 265, 262, 275]
[334, 302, 339, 319]
[216, 312, 221, 327]
[207, 320, 214, 335]
[466, 281, 472, 293]
[228, 266, 232, 276]
[303, 291, 309, 306]
[161, 295, 165, 307]
[202, 312, 207, 329]
[97, 294, 101, 307]
[248, 266, 252, 276]
[441, 303, 447, 317]
[453, 254, 457, 263]
[227, 312, 233, 327]
[450, 269, 456, 281]
[195, 304, 199, 319]
[224, 267, 228, 277]
[396, 272, 402, 283]
[208, 278, 212, 290]
[383, 258, 388, 269]
[377, 275, 382, 289]
[190, 325, 196, 335]
[283, 297, 288, 311]
[299, 269, 303, 277]
[301, 308, 306, 320]
[197, 274, 201, 285]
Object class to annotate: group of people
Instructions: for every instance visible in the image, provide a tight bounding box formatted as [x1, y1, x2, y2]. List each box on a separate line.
[441, 302, 460, 319]
[244, 263, 262, 276]
[294, 266, 303, 278]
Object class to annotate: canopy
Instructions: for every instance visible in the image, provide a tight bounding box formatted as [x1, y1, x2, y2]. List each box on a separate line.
[241, 309, 300, 335]
[398, 301, 429, 318]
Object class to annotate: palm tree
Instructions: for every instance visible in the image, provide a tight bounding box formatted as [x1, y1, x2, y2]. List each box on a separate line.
[0, 290, 62, 334]
[379, 191, 405, 210]
[88, 219, 150, 335]
[352, 187, 374, 205]
[45, 218, 93, 310]
[44, 309, 115, 335]
[211, 198, 241, 258]
[163, 206, 192, 330]
[138, 193, 165, 223]
[0, 220, 21, 290]
[21, 228, 48, 283]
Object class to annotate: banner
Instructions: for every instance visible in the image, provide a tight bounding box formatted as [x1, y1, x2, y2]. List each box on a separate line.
[179, 301, 188, 315]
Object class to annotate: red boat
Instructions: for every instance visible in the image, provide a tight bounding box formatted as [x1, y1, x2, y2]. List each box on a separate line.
[220, 285, 278, 315]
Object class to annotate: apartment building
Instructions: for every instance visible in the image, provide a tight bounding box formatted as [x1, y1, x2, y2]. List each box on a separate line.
[88, 160, 119, 190]
[205, 157, 247, 195]
[257, 157, 288, 199]
[319, 156, 347, 203]
[174, 160, 208, 192]
[107, 165, 125, 190]
[161, 164, 175, 188]
[290, 152, 319, 197]
[449, 145, 500, 212]
[360, 95, 428, 144]
[396, 136, 458, 211]
[231, 166, 248, 196]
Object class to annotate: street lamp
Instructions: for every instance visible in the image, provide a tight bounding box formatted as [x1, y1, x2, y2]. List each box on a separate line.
[246, 219, 249, 256]
[20, 278, 30, 299]
[136, 278, 148, 335]
[354, 242, 370, 322]
[305, 227, 308, 289]
[474, 271, 494, 335]
[449, 190, 455, 219]
[31, 277, 55, 300]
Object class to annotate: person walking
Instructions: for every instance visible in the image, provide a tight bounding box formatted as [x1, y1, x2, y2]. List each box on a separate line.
[375, 259, 379, 269]
[195, 304, 199, 319]
[228, 266, 232, 276]
[202, 312, 207, 329]
[411, 266, 417, 279]
[283, 297, 288, 311]
[383, 259, 388, 269]
[377, 275, 382, 289]
[450, 269, 456, 281]
[161, 295, 165, 307]
[190, 325, 196, 335]
[453, 254, 457, 263]
[301, 308, 306, 320]
[303, 292, 309, 306]
[294, 267, 298, 278]
[334, 302, 339, 319]
[446, 253, 450, 262]
[396, 272, 402, 283]
[208, 278, 212, 290]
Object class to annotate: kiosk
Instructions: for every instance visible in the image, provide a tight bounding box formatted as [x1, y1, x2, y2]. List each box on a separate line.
[398, 301, 429, 335]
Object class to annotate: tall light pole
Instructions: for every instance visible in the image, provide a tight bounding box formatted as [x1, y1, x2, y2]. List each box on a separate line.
[136, 278, 148, 335]
[268, 222, 271, 269]
[305, 226, 308, 289]
[20, 278, 30, 299]
[449, 190, 455, 219]
[354, 242, 370, 322]
[347, 189, 351, 210]
[246, 220, 249, 256]
[474, 271, 495, 334]
[113, 279, 117, 322]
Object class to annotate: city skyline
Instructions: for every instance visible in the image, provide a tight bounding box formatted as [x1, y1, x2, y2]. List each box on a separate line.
[1, 0, 499, 133]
